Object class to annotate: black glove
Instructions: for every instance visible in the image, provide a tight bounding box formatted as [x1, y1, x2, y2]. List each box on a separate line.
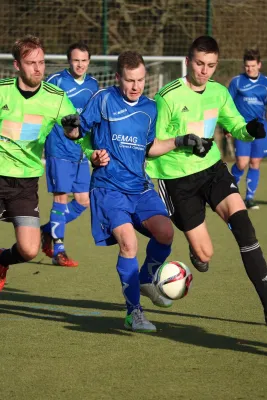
[246, 118, 266, 139]
[175, 134, 213, 158]
[194, 138, 214, 158]
[61, 114, 80, 128]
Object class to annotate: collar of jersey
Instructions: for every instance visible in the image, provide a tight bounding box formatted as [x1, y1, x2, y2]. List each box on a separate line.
[122, 97, 139, 106]
[66, 69, 86, 85]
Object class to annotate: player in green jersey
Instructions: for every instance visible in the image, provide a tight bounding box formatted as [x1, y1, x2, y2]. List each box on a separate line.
[146, 36, 267, 325]
[0, 35, 78, 291]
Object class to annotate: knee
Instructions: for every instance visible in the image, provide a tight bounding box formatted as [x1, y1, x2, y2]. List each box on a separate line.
[119, 241, 138, 258]
[17, 240, 40, 261]
[155, 227, 174, 245]
[228, 209, 257, 247]
[150, 219, 174, 245]
[19, 246, 39, 261]
[236, 160, 247, 170]
[78, 199, 90, 208]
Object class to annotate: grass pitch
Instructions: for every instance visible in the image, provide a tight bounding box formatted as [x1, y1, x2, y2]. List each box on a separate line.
[1, 163, 267, 400]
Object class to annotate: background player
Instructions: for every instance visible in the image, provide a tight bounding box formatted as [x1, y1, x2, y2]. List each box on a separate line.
[146, 36, 267, 325]
[0, 35, 76, 290]
[228, 48, 267, 210]
[41, 42, 99, 267]
[62, 51, 211, 332]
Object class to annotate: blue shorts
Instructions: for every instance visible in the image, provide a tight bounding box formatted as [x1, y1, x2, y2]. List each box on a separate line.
[234, 136, 267, 158]
[90, 188, 169, 246]
[45, 156, 90, 193]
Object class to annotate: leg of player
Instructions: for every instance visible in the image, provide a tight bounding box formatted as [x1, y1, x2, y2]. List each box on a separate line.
[51, 193, 79, 267]
[184, 221, 213, 273]
[245, 157, 261, 210]
[64, 157, 90, 225]
[65, 192, 89, 224]
[231, 155, 248, 185]
[41, 193, 88, 266]
[0, 225, 40, 290]
[41, 157, 80, 266]
[113, 223, 157, 333]
[216, 192, 267, 324]
[231, 139, 250, 188]
[139, 215, 174, 307]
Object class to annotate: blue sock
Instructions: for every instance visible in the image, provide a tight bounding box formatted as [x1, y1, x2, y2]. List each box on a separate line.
[139, 237, 172, 284]
[50, 202, 66, 256]
[116, 256, 140, 314]
[41, 221, 51, 233]
[65, 199, 87, 224]
[231, 163, 244, 185]
[246, 167, 260, 200]
[41, 200, 87, 233]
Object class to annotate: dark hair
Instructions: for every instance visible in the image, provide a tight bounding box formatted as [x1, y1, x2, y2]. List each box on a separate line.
[12, 35, 45, 62]
[188, 36, 219, 59]
[116, 51, 145, 76]
[67, 42, 91, 61]
[243, 48, 261, 63]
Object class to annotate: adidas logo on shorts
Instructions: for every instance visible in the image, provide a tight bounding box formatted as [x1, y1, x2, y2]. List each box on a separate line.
[181, 106, 189, 112]
[1, 104, 9, 111]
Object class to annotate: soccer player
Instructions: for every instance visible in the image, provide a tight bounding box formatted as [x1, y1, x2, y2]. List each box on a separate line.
[62, 51, 212, 332]
[228, 48, 267, 210]
[0, 35, 77, 290]
[146, 36, 267, 325]
[40, 42, 99, 267]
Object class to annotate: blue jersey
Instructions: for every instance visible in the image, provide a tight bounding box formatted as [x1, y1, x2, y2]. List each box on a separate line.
[45, 69, 99, 161]
[80, 86, 156, 194]
[228, 73, 267, 124]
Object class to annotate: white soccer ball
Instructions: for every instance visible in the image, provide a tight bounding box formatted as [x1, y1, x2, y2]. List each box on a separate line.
[153, 260, 193, 300]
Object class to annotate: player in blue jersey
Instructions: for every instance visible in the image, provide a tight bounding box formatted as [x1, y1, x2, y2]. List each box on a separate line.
[41, 42, 99, 267]
[228, 48, 267, 210]
[61, 51, 212, 332]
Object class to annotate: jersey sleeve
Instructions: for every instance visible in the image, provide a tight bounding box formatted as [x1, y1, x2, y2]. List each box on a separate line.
[218, 88, 253, 142]
[147, 107, 157, 145]
[79, 91, 102, 134]
[56, 93, 76, 125]
[228, 77, 238, 100]
[154, 93, 173, 139]
[93, 80, 100, 93]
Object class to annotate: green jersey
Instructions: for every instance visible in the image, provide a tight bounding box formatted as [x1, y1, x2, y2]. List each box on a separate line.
[146, 78, 253, 179]
[0, 78, 75, 178]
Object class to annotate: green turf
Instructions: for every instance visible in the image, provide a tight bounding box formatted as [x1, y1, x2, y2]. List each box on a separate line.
[1, 163, 267, 400]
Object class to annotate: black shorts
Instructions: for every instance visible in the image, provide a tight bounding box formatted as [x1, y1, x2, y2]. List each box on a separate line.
[0, 176, 39, 221]
[159, 160, 239, 232]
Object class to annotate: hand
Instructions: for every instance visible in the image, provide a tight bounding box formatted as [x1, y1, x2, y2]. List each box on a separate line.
[175, 134, 213, 157]
[61, 114, 80, 128]
[61, 114, 80, 140]
[246, 118, 266, 139]
[194, 138, 214, 158]
[91, 149, 110, 167]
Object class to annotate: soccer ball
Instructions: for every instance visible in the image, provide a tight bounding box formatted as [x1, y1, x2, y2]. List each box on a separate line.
[153, 261, 193, 300]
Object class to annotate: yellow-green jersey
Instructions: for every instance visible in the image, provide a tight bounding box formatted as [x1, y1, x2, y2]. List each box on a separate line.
[0, 78, 76, 178]
[146, 78, 254, 179]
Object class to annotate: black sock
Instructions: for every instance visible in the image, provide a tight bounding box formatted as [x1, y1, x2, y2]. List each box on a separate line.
[240, 247, 267, 312]
[228, 210, 267, 313]
[0, 244, 28, 267]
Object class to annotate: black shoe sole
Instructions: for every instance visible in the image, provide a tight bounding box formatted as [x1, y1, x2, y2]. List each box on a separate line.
[189, 252, 209, 272]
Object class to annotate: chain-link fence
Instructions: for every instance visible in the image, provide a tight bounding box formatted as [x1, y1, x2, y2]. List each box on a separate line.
[1, 0, 267, 58]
